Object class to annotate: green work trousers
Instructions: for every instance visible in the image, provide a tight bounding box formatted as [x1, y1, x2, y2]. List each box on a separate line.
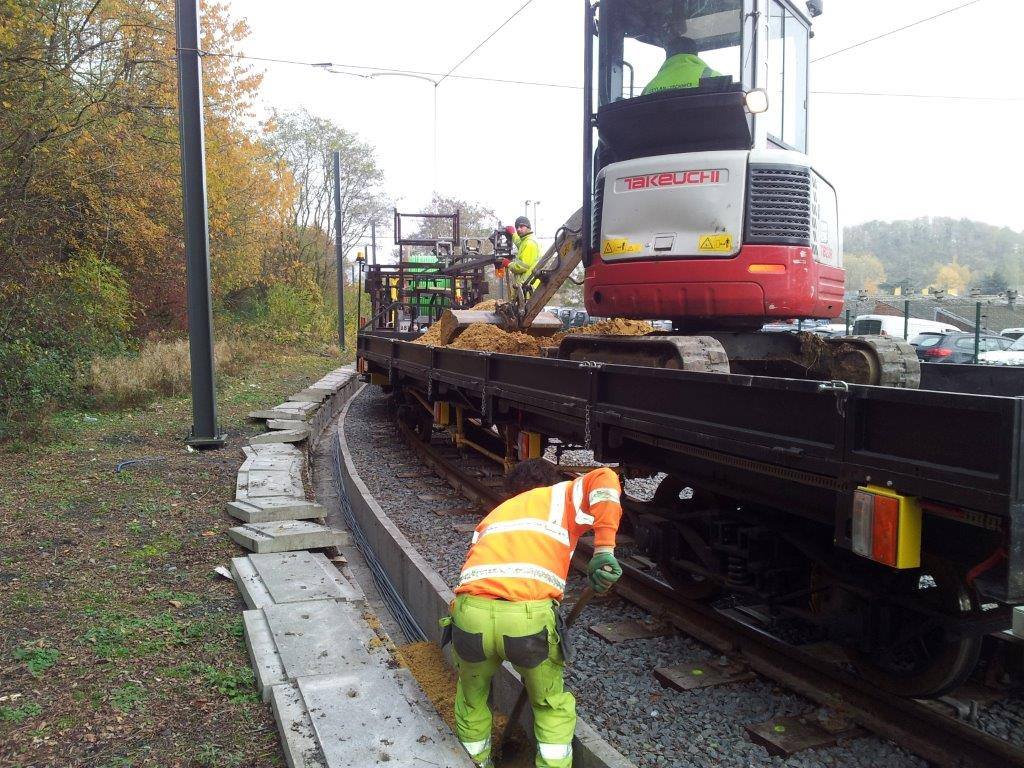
[449, 594, 576, 768]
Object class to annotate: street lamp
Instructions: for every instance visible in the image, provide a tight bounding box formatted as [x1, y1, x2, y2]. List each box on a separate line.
[367, 72, 439, 193]
[532, 200, 541, 235]
[523, 199, 531, 218]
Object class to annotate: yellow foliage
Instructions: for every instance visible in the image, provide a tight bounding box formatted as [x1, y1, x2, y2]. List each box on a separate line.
[931, 263, 972, 293]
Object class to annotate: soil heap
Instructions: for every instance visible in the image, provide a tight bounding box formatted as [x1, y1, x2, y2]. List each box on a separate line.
[450, 324, 542, 356]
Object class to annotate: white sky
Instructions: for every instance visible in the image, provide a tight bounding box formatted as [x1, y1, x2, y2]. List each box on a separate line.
[229, 0, 1022, 253]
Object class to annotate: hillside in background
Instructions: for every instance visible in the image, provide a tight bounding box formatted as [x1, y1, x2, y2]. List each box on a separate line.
[843, 218, 1024, 294]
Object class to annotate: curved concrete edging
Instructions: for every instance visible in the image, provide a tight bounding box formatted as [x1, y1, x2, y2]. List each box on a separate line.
[334, 383, 637, 768]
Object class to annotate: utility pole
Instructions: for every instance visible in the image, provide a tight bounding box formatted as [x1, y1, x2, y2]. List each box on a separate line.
[524, 199, 531, 218]
[370, 221, 377, 264]
[175, 0, 224, 448]
[333, 150, 345, 350]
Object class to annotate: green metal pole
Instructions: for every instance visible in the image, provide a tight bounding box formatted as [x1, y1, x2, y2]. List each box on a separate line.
[903, 300, 910, 341]
[974, 302, 982, 363]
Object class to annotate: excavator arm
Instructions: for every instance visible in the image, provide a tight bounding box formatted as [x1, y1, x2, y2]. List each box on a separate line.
[434, 209, 584, 344]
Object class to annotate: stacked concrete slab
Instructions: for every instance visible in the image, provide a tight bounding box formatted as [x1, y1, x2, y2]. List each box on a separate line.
[226, 366, 471, 767]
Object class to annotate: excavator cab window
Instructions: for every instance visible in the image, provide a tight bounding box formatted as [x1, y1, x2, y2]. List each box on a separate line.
[600, 0, 744, 105]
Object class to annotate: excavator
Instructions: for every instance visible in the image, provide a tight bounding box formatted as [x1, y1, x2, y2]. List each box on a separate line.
[443, 0, 921, 388]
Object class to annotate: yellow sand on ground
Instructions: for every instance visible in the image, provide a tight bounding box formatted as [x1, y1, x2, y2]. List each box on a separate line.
[395, 641, 532, 767]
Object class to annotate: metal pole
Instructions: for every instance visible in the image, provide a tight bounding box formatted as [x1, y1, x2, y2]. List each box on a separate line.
[371, 221, 377, 264]
[333, 150, 346, 350]
[356, 262, 363, 331]
[844, 309, 851, 335]
[432, 84, 438, 194]
[903, 300, 909, 341]
[175, 0, 224, 448]
[581, 0, 595, 268]
[974, 302, 982, 363]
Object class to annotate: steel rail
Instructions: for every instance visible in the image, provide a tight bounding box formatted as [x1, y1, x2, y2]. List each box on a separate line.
[395, 418, 1024, 768]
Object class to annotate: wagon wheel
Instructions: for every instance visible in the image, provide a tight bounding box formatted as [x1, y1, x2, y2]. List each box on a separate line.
[848, 560, 983, 698]
[652, 476, 720, 601]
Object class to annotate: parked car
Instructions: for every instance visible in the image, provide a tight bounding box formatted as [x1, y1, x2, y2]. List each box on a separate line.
[853, 314, 960, 341]
[910, 331, 1014, 363]
[999, 327, 1024, 340]
[979, 335, 1024, 366]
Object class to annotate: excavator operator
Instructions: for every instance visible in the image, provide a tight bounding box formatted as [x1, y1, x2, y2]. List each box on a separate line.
[441, 459, 624, 768]
[642, 1, 723, 95]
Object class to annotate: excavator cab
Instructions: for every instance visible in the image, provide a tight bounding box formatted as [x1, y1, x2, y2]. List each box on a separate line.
[583, 0, 842, 328]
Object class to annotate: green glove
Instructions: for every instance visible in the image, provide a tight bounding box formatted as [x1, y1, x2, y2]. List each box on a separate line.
[587, 552, 622, 593]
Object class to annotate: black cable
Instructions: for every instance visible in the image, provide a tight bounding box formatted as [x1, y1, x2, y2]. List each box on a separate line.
[437, 0, 536, 87]
[811, 0, 985, 63]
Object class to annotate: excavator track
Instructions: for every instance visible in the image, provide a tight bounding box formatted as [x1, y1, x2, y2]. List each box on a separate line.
[831, 335, 922, 389]
[560, 331, 921, 388]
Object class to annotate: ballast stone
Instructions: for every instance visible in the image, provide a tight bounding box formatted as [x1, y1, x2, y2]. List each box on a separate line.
[228, 520, 349, 553]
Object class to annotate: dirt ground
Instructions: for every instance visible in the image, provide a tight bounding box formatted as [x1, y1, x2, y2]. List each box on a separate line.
[0, 350, 342, 768]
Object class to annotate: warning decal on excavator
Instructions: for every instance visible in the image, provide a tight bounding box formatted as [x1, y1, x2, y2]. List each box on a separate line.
[603, 238, 643, 255]
[698, 234, 733, 252]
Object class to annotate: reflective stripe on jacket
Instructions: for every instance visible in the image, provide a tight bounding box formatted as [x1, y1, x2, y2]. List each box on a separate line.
[455, 467, 622, 602]
[509, 232, 541, 283]
[642, 53, 721, 95]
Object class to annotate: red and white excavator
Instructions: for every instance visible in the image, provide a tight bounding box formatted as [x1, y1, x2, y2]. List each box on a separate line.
[450, 0, 919, 387]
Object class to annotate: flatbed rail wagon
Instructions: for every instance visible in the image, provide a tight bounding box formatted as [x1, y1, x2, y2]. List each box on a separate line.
[358, 330, 1023, 698]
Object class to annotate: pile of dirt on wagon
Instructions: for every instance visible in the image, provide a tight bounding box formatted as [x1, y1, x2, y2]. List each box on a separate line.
[470, 299, 500, 311]
[548, 318, 654, 345]
[412, 323, 446, 345]
[450, 323, 542, 356]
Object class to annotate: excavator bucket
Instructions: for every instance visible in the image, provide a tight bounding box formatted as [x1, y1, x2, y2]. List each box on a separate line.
[434, 309, 563, 345]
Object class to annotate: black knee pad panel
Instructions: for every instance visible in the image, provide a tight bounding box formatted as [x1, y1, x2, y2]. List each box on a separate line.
[503, 627, 549, 669]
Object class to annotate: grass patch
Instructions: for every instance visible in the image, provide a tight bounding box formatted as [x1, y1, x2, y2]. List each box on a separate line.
[1, 700, 43, 724]
[87, 337, 264, 408]
[13, 645, 60, 676]
[165, 661, 257, 704]
[110, 683, 146, 712]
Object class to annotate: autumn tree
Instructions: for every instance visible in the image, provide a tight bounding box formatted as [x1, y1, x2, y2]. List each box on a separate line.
[931, 263, 973, 294]
[843, 253, 887, 292]
[265, 108, 391, 297]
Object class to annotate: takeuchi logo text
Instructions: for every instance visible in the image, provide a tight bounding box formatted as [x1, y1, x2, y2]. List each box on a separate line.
[621, 170, 725, 190]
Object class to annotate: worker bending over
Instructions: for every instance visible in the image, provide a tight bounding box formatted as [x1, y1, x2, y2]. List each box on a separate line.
[444, 459, 624, 768]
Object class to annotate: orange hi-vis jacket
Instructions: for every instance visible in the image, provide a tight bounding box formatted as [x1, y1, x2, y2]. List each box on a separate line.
[455, 467, 623, 602]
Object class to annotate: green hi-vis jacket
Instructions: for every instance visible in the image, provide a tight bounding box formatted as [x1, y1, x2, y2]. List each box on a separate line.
[642, 53, 722, 95]
[509, 232, 541, 284]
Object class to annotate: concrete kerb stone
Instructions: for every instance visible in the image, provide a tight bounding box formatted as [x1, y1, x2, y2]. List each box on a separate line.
[248, 428, 309, 445]
[335, 387, 636, 768]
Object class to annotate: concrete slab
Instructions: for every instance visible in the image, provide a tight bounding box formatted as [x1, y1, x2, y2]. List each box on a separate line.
[268, 419, 309, 431]
[228, 520, 350, 554]
[269, 682, 322, 768]
[232, 556, 273, 609]
[297, 668, 472, 767]
[236, 458, 305, 501]
[589, 620, 674, 644]
[1014, 605, 1024, 638]
[250, 400, 320, 422]
[250, 428, 310, 445]
[227, 498, 326, 523]
[251, 551, 361, 606]
[287, 388, 332, 403]
[263, 600, 376, 681]
[242, 609, 287, 700]
[245, 441, 303, 458]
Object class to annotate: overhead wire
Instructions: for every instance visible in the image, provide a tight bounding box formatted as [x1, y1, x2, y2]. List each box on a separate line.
[437, 0, 536, 86]
[811, 0, 986, 63]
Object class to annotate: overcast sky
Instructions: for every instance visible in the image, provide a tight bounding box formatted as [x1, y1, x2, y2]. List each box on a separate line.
[228, 0, 1022, 252]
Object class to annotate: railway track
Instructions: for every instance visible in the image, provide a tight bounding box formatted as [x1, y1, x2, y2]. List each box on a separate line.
[387, 407, 1024, 768]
